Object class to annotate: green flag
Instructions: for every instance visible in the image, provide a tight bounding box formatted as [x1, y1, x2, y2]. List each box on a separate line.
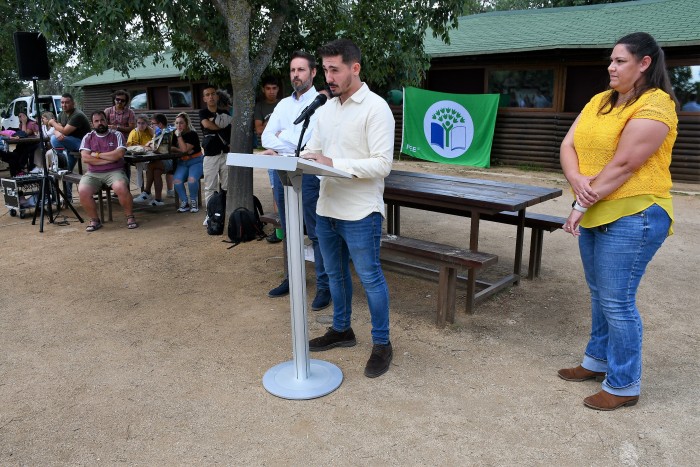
[401, 87, 499, 167]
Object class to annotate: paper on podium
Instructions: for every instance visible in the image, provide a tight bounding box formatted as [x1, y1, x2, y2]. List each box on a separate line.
[227, 153, 352, 178]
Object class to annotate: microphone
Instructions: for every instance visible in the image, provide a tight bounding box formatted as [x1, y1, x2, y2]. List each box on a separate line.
[293, 93, 328, 125]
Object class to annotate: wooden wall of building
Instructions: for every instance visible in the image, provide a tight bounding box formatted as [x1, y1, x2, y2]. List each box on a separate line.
[393, 106, 700, 183]
[81, 87, 699, 184]
[81, 86, 203, 136]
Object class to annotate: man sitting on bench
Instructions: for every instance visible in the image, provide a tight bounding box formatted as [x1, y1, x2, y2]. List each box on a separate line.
[78, 110, 138, 232]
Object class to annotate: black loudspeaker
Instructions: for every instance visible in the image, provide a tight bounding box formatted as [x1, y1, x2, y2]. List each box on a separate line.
[13, 31, 51, 80]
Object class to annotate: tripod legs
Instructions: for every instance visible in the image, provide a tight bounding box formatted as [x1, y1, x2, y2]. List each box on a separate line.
[31, 175, 83, 231]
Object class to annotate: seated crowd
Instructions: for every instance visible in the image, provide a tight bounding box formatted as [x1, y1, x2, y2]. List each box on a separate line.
[1, 88, 235, 233]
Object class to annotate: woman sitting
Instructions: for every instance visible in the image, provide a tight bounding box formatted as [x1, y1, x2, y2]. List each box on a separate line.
[171, 112, 203, 213]
[128, 114, 165, 206]
[1, 112, 40, 175]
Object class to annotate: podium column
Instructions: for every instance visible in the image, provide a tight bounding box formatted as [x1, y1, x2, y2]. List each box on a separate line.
[261, 170, 343, 399]
[227, 153, 349, 400]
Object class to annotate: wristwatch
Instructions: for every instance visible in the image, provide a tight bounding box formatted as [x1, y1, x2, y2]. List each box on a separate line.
[572, 200, 588, 213]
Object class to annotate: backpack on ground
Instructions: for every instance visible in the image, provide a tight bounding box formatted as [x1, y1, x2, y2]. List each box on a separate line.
[206, 190, 226, 235]
[225, 195, 266, 248]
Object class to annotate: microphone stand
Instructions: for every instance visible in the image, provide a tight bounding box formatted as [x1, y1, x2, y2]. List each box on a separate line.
[294, 114, 311, 158]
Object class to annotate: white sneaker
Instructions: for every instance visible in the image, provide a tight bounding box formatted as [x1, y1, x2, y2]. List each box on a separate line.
[189, 199, 199, 213]
[166, 189, 175, 198]
[203, 215, 209, 226]
[30, 167, 43, 174]
[133, 192, 151, 203]
[150, 199, 165, 206]
[177, 200, 189, 212]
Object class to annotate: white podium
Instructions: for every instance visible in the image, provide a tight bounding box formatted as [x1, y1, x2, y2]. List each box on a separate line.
[227, 153, 351, 399]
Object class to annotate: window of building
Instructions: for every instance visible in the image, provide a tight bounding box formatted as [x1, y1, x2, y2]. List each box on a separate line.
[670, 65, 700, 112]
[487, 69, 555, 109]
[130, 89, 148, 110]
[427, 68, 486, 94]
[169, 86, 192, 108]
[564, 65, 609, 112]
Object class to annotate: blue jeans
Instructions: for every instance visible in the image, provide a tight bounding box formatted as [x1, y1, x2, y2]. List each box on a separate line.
[173, 157, 204, 202]
[50, 135, 81, 172]
[578, 204, 670, 396]
[316, 212, 390, 345]
[273, 172, 328, 291]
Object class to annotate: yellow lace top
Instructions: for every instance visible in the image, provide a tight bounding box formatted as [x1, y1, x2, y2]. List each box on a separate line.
[573, 89, 677, 232]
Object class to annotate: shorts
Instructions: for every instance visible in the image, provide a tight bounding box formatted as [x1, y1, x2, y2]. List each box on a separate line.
[79, 170, 128, 190]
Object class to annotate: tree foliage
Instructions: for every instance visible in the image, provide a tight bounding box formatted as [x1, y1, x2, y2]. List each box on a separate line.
[27, 0, 464, 209]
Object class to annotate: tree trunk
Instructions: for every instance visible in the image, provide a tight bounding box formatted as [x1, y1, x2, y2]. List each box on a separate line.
[223, 0, 256, 213]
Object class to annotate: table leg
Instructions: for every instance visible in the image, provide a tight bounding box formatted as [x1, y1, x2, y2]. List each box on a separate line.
[513, 209, 525, 284]
[469, 213, 480, 251]
[386, 203, 395, 234]
[394, 206, 401, 236]
[465, 213, 481, 314]
[386, 204, 400, 236]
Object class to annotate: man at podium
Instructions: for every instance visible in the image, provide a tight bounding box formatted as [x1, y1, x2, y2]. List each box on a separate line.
[261, 50, 331, 312]
[302, 39, 396, 378]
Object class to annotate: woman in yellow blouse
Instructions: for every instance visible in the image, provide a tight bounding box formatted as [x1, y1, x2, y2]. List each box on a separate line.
[558, 32, 677, 411]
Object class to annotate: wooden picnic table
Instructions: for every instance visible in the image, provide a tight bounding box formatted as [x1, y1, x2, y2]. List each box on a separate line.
[123, 151, 182, 164]
[383, 170, 562, 308]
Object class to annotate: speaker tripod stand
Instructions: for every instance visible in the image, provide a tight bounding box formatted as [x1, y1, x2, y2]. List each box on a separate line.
[26, 79, 83, 232]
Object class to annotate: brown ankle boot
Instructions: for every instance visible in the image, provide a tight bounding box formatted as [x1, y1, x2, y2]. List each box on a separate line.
[558, 365, 605, 382]
[583, 390, 639, 411]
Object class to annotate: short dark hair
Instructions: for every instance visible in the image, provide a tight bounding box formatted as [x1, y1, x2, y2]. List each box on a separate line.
[202, 84, 217, 93]
[61, 93, 74, 101]
[291, 50, 316, 70]
[317, 39, 361, 66]
[112, 89, 130, 103]
[152, 113, 168, 126]
[261, 76, 278, 87]
[91, 110, 107, 121]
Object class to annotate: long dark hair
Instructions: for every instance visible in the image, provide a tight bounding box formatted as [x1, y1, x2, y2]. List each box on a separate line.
[600, 32, 677, 114]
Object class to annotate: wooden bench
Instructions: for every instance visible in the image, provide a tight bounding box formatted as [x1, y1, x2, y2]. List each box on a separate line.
[62, 172, 114, 222]
[482, 211, 566, 279]
[380, 235, 498, 326]
[386, 201, 565, 279]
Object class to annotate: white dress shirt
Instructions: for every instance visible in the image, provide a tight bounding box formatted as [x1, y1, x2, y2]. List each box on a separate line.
[261, 87, 320, 156]
[304, 83, 395, 221]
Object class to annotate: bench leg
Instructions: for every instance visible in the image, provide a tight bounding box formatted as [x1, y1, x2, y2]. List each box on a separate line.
[528, 229, 544, 279]
[106, 187, 113, 222]
[465, 267, 476, 315]
[437, 265, 457, 327]
[98, 190, 105, 222]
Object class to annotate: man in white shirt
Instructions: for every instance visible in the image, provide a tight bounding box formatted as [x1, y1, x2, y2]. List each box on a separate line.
[302, 39, 395, 378]
[261, 50, 331, 312]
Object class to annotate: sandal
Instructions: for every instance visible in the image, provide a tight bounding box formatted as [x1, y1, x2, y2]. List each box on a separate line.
[85, 218, 102, 232]
[126, 214, 139, 229]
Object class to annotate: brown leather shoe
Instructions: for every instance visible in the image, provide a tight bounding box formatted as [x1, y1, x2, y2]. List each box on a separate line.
[583, 390, 639, 411]
[558, 365, 605, 382]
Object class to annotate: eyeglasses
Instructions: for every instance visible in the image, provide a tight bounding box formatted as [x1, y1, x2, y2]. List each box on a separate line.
[115, 98, 126, 103]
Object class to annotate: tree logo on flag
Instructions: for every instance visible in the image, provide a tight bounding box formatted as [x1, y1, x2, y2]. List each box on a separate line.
[423, 100, 474, 159]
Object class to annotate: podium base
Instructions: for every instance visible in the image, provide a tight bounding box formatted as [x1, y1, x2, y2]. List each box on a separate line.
[263, 359, 343, 400]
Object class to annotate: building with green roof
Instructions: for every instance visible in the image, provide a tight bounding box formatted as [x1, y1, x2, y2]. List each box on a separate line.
[422, 0, 700, 181]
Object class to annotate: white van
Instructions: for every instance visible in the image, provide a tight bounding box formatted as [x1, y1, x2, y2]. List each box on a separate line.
[1, 95, 62, 130]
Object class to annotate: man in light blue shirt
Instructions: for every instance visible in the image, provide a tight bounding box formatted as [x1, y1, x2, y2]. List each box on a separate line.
[261, 50, 331, 312]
